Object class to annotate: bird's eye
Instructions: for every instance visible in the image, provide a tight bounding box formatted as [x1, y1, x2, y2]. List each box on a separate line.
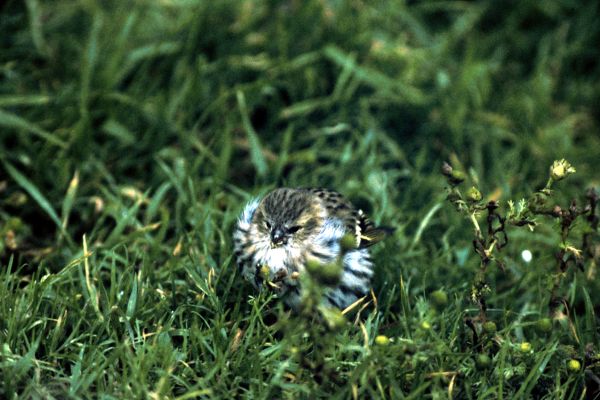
[265, 221, 271, 229]
[288, 225, 301, 234]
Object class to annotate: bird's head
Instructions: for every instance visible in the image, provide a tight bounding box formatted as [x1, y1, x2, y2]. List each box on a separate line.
[253, 188, 322, 247]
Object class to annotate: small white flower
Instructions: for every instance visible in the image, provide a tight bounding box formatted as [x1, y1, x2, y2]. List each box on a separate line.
[521, 250, 533, 263]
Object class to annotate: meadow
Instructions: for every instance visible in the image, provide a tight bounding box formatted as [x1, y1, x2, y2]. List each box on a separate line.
[1, 1, 599, 398]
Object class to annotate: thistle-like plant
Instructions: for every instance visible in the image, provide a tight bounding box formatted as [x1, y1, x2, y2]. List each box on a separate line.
[442, 159, 598, 345]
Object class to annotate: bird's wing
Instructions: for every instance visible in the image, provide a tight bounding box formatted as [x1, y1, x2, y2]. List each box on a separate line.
[356, 209, 395, 248]
[305, 187, 394, 248]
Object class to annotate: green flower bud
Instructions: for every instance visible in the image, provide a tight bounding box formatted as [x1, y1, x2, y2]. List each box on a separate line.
[550, 159, 576, 181]
[552, 164, 565, 180]
[420, 321, 431, 330]
[431, 290, 448, 308]
[306, 260, 342, 286]
[466, 186, 482, 202]
[483, 321, 497, 334]
[375, 335, 390, 346]
[319, 306, 346, 331]
[451, 170, 466, 184]
[340, 233, 357, 251]
[321, 262, 343, 285]
[476, 354, 492, 368]
[536, 318, 553, 333]
[567, 359, 581, 372]
[259, 265, 270, 280]
[441, 162, 465, 185]
[520, 342, 532, 353]
[305, 259, 322, 275]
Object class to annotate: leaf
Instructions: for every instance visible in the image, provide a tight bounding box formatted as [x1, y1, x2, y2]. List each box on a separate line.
[515, 341, 559, 398]
[236, 90, 267, 177]
[125, 41, 181, 68]
[0, 108, 66, 147]
[145, 182, 172, 223]
[61, 170, 79, 231]
[81, 234, 102, 321]
[101, 119, 135, 145]
[323, 46, 427, 105]
[69, 347, 85, 395]
[279, 97, 333, 119]
[411, 202, 443, 248]
[126, 271, 139, 321]
[582, 287, 596, 338]
[2, 160, 68, 239]
[0, 95, 50, 107]
[103, 200, 143, 248]
[25, 0, 50, 57]
[79, 12, 103, 119]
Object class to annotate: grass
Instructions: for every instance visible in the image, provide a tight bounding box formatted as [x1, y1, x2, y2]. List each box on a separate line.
[1, 0, 599, 398]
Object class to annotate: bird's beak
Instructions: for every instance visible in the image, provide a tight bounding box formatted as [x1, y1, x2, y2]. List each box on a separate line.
[271, 228, 285, 245]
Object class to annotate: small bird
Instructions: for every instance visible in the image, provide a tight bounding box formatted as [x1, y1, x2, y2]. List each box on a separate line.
[233, 187, 393, 310]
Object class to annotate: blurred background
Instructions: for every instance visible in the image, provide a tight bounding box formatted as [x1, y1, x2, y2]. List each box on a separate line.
[2, 0, 599, 260]
[0, 0, 599, 396]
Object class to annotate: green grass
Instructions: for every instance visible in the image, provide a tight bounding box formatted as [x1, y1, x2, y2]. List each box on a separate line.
[1, 0, 599, 398]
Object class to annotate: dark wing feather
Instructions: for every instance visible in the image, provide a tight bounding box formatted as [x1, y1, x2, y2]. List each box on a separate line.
[305, 187, 394, 248]
[356, 209, 395, 248]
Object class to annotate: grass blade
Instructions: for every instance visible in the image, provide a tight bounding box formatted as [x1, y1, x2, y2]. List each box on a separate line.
[61, 170, 79, 231]
[126, 269, 139, 321]
[236, 90, 267, 177]
[411, 202, 443, 248]
[2, 160, 72, 245]
[0, 108, 66, 148]
[0, 95, 50, 107]
[323, 45, 427, 105]
[515, 341, 559, 398]
[81, 234, 103, 322]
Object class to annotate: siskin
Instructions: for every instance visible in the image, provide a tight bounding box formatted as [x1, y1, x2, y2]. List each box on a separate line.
[233, 187, 394, 310]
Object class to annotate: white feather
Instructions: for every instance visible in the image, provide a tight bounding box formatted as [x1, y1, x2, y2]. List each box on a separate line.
[308, 218, 345, 261]
[343, 249, 373, 275]
[238, 198, 260, 228]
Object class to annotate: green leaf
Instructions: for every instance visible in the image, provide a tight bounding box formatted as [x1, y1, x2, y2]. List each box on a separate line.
[25, 0, 50, 57]
[236, 90, 267, 177]
[2, 160, 71, 244]
[126, 271, 139, 321]
[0, 95, 50, 107]
[101, 119, 136, 145]
[582, 287, 597, 338]
[104, 200, 143, 248]
[323, 45, 427, 105]
[515, 341, 559, 398]
[411, 202, 443, 248]
[0, 108, 66, 148]
[61, 170, 79, 231]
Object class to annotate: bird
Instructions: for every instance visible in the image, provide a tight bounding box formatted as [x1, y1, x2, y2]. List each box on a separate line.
[232, 187, 393, 310]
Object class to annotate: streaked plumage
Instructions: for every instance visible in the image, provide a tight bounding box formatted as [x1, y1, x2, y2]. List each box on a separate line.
[233, 187, 393, 310]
